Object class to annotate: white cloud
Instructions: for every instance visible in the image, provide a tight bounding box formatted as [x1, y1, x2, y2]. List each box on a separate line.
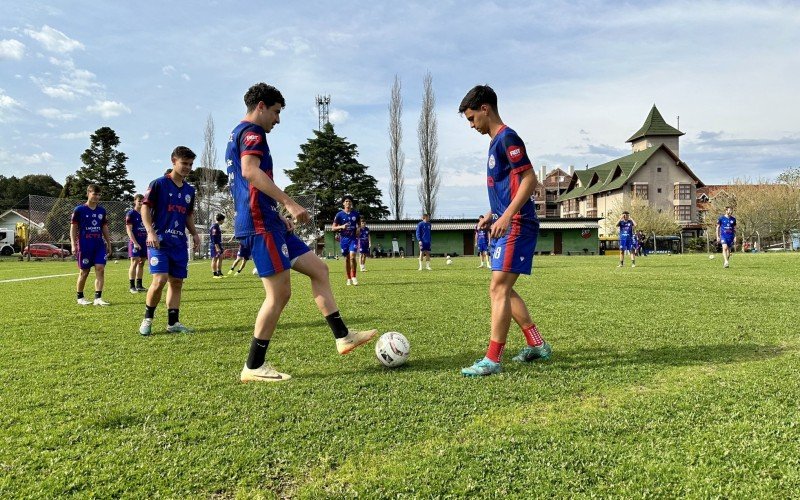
[329, 108, 349, 124]
[162, 65, 175, 75]
[37, 107, 76, 121]
[24, 25, 84, 53]
[59, 130, 92, 140]
[181, 73, 191, 81]
[87, 100, 131, 118]
[0, 89, 22, 122]
[0, 39, 25, 60]
[258, 37, 311, 57]
[141, 132, 150, 140]
[19, 152, 55, 165]
[241, 46, 253, 54]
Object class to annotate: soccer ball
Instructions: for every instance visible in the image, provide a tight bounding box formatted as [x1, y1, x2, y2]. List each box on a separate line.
[709, 254, 715, 260]
[375, 332, 410, 367]
[446, 258, 453, 265]
[252, 267, 258, 275]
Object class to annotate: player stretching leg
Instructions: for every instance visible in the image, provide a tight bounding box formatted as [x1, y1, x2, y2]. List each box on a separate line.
[139, 147, 201, 335]
[226, 83, 377, 382]
[458, 85, 552, 377]
[71, 184, 112, 306]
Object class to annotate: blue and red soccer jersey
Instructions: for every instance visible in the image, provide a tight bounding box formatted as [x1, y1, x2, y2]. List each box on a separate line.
[142, 174, 196, 278]
[358, 226, 370, 253]
[71, 204, 108, 269]
[209, 223, 222, 257]
[334, 209, 360, 255]
[226, 121, 283, 237]
[125, 208, 148, 258]
[618, 219, 635, 251]
[475, 226, 489, 252]
[718, 215, 736, 245]
[486, 126, 538, 274]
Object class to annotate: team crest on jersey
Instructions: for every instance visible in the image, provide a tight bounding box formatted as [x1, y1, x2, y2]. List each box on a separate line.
[98, 214, 103, 220]
[244, 132, 262, 146]
[281, 244, 289, 257]
[150, 256, 159, 266]
[174, 221, 179, 228]
[185, 194, 191, 204]
[507, 145, 524, 163]
[488, 155, 496, 169]
[82, 258, 89, 265]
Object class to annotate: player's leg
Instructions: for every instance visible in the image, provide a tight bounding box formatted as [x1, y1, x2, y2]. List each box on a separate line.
[76, 267, 91, 305]
[140, 272, 168, 335]
[349, 248, 358, 285]
[163, 248, 192, 332]
[509, 288, 552, 363]
[425, 250, 432, 270]
[241, 270, 292, 382]
[631, 245, 636, 267]
[462, 270, 517, 377]
[93, 264, 109, 305]
[135, 257, 146, 291]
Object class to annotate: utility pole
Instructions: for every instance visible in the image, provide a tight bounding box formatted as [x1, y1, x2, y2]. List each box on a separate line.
[316, 95, 330, 130]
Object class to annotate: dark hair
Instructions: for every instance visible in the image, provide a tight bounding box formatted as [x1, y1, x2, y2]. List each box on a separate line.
[342, 195, 354, 203]
[171, 146, 196, 161]
[244, 83, 286, 113]
[725, 206, 732, 210]
[133, 193, 143, 201]
[423, 213, 430, 218]
[622, 211, 630, 215]
[87, 184, 100, 194]
[458, 85, 497, 114]
[215, 213, 226, 222]
[478, 215, 484, 219]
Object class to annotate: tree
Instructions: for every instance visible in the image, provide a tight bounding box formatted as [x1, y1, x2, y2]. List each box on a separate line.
[417, 71, 440, 217]
[388, 75, 405, 220]
[285, 122, 389, 226]
[0, 174, 62, 209]
[191, 114, 225, 227]
[609, 195, 681, 237]
[62, 127, 135, 203]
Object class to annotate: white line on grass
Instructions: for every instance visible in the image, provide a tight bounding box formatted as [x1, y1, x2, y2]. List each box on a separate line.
[0, 273, 79, 283]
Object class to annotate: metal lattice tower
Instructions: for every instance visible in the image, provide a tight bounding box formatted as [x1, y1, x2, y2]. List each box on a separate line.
[315, 94, 330, 130]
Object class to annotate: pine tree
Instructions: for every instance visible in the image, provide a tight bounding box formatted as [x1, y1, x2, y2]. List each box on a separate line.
[285, 123, 389, 225]
[62, 127, 136, 203]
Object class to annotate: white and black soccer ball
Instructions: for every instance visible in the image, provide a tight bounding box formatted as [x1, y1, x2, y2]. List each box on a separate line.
[375, 331, 410, 367]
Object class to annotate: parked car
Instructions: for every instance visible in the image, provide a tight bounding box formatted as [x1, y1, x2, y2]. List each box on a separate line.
[22, 243, 71, 258]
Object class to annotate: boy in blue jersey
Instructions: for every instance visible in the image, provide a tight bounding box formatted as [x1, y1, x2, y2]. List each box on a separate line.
[125, 194, 148, 293]
[210, 213, 225, 278]
[416, 214, 432, 271]
[716, 206, 736, 268]
[332, 196, 361, 285]
[458, 85, 552, 377]
[227, 241, 252, 275]
[616, 211, 637, 268]
[70, 184, 113, 306]
[138, 146, 201, 335]
[475, 215, 490, 268]
[227, 83, 377, 382]
[358, 219, 371, 272]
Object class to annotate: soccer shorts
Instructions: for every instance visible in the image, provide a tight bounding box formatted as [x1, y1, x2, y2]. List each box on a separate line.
[477, 241, 488, 253]
[209, 243, 222, 258]
[237, 242, 252, 259]
[359, 241, 370, 254]
[128, 237, 147, 258]
[419, 241, 431, 252]
[77, 241, 107, 269]
[340, 236, 358, 256]
[246, 230, 310, 278]
[721, 235, 734, 248]
[148, 245, 189, 279]
[619, 237, 634, 252]
[490, 222, 538, 275]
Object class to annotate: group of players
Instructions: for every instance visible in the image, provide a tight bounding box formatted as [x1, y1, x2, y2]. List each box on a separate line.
[69, 82, 738, 381]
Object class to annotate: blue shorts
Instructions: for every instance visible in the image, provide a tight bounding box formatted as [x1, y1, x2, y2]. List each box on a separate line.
[620, 237, 633, 252]
[359, 241, 370, 254]
[721, 235, 734, 247]
[340, 236, 358, 256]
[419, 241, 431, 252]
[210, 243, 222, 258]
[246, 230, 310, 278]
[477, 241, 489, 253]
[128, 238, 146, 259]
[490, 222, 538, 275]
[148, 245, 189, 279]
[77, 241, 107, 269]
[237, 242, 251, 259]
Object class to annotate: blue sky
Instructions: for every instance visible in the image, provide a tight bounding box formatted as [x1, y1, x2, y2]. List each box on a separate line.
[1, 1, 799, 217]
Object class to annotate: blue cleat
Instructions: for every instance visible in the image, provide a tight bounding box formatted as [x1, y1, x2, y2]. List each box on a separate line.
[512, 341, 552, 363]
[461, 357, 502, 377]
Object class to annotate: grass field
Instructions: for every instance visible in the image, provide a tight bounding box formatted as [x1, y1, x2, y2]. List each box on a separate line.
[1, 253, 799, 498]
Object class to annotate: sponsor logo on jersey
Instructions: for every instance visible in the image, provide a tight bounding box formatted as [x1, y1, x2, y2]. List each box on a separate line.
[92, 220, 98, 226]
[244, 132, 262, 147]
[487, 176, 495, 187]
[507, 144, 524, 163]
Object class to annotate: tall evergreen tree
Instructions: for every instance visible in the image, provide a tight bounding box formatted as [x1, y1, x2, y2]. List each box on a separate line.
[285, 122, 389, 226]
[62, 127, 136, 203]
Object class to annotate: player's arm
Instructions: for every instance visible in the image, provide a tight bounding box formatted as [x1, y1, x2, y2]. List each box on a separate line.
[331, 215, 343, 231]
[185, 212, 201, 250]
[491, 168, 538, 239]
[715, 221, 721, 241]
[477, 210, 493, 230]
[69, 217, 78, 254]
[241, 155, 308, 224]
[125, 220, 139, 250]
[141, 205, 159, 249]
[631, 219, 637, 228]
[101, 223, 112, 255]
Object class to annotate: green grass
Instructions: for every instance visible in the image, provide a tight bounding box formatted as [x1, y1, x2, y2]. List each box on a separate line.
[1, 253, 799, 498]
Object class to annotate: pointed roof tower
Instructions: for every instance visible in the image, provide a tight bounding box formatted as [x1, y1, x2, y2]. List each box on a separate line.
[626, 104, 684, 143]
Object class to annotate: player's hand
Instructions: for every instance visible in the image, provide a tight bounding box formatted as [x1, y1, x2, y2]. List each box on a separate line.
[285, 200, 310, 224]
[192, 233, 201, 250]
[281, 214, 295, 232]
[133, 242, 141, 251]
[147, 232, 160, 250]
[477, 218, 491, 230]
[490, 214, 511, 239]
[106, 245, 112, 258]
[71, 244, 76, 255]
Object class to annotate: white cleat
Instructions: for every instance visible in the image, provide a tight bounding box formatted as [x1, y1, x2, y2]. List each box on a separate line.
[139, 318, 153, 336]
[93, 298, 110, 306]
[724, 262, 729, 268]
[426, 266, 432, 271]
[346, 279, 352, 286]
[240, 363, 291, 383]
[336, 328, 378, 354]
[77, 297, 92, 306]
[129, 287, 138, 294]
[351, 277, 358, 286]
[631, 263, 636, 268]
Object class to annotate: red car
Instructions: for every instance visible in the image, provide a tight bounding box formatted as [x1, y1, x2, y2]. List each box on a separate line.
[22, 243, 71, 258]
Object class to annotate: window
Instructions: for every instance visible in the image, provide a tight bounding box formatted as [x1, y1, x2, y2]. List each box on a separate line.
[674, 205, 691, 221]
[657, 188, 662, 193]
[657, 167, 662, 172]
[632, 184, 649, 200]
[674, 184, 691, 200]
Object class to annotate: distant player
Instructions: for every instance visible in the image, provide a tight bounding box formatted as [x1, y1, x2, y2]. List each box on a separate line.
[475, 214, 490, 268]
[227, 240, 252, 276]
[138, 146, 201, 336]
[358, 219, 371, 272]
[209, 213, 225, 278]
[332, 195, 360, 285]
[125, 194, 148, 293]
[716, 206, 736, 268]
[416, 213, 432, 271]
[226, 82, 377, 382]
[617, 211, 637, 268]
[458, 84, 551, 377]
[70, 184, 112, 306]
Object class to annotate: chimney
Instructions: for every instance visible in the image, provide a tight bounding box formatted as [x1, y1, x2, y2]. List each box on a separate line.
[568, 165, 574, 176]
[540, 165, 546, 181]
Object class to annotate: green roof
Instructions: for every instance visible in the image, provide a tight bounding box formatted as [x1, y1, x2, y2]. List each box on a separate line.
[557, 146, 662, 202]
[626, 105, 684, 143]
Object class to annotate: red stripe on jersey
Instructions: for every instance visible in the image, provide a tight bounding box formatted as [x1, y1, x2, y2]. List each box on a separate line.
[502, 223, 521, 271]
[510, 167, 521, 203]
[241, 150, 263, 157]
[249, 186, 266, 233]
[495, 125, 508, 137]
[511, 164, 532, 175]
[261, 232, 285, 273]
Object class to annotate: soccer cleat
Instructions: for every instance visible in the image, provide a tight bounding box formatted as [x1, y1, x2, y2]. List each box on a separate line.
[617, 263, 623, 268]
[213, 274, 222, 279]
[336, 328, 378, 354]
[512, 341, 552, 363]
[166, 322, 194, 333]
[724, 262, 729, 268]
[227, 269, 235, 276]
[631, 263, 636, 268]
[93, 298, 110, 306]
[129, 287, 138, 294]
[346, 278, 352, 286]
[426, 265, 432, 271]
[139, 318, 153, 336]
[478, 264, 484, 268]
[461, 357, 502, 377]
[136, 286, 148, 292]
[351, 277, 358, 286]
[240, 363, 291, 383]
[77, 297, 92, 306]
